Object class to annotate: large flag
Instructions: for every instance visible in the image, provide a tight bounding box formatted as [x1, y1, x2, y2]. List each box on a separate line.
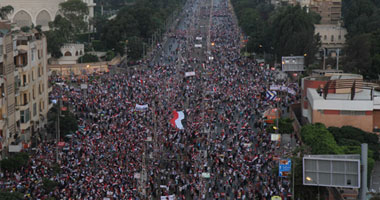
[170, 110, 185, 130]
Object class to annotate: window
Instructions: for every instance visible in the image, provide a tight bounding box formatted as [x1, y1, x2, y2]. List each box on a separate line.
[338, 35, 341, 40]
[324, 35, 327, 40]
[331, 35, 334, 42]
[33, 103, 37, 116]
[31, 49, 35, 61]
[20, 108, 30, 123]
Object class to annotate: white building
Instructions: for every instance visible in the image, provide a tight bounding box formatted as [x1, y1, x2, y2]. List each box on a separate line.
[0, 0, 95, 30]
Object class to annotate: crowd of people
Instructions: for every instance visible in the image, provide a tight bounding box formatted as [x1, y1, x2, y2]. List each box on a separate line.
[0, 0, 300, 199]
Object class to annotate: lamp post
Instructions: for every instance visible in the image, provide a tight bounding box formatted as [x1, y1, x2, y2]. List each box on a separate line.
[322, 48, 326, 70]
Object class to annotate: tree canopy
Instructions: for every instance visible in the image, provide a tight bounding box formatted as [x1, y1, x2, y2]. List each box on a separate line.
[231, 0, 320, 65]
[342, 0, 380, 79]
[46, 0, 89, 58]
[0, 5, 13, 20]
[99, 0, 185, 58]
[301, 123, 343, 154]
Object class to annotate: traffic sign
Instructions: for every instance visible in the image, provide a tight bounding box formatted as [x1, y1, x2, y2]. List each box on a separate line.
[266, 91, 277, 101]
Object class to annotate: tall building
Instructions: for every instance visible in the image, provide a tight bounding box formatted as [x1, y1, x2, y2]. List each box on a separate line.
[0, 21, 18, 157]
[0, 0, 96, 30]
[0, 21, 52, 157]
[14, 30, 52, 149]
[310, 0, 342, 24]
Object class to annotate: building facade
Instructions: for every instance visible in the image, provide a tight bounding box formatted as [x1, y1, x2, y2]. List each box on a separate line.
[310, 0, 342, 24]
[14, 31, 52, 149]
[0, 0, 95, 30]
[0, 22, 18, 157]
[0, 21, 52, 157]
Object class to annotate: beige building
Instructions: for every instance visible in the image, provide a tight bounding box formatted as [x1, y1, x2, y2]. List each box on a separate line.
[0, 21, 52, 157]
[310, 0, 341, 24]
[14, 30, 52, 149]
[0, 22, 18, 157]
[315, 24, 347, 49]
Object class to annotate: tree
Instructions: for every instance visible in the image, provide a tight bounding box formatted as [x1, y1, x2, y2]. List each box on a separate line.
[270, 5, 320, 65]
[0, 191, 23, 200]
[47, 104, 78, 138]
[301, 123, 343, 154]
[0, 152, 29, 172]
[59, 0, 89, 34]
[78, 54, 99, 63]
[46, 0, 89, 58]
[127, 36, 143, 60]
[0, 5, 13, 20]
[343, 33, 372, 78]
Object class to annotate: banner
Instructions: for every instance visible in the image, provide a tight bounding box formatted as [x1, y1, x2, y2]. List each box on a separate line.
[270, 85, 296, 95]
[135, 104, 148, 111]
[161, 195, 175, 200]
[185, 71, 196, 77]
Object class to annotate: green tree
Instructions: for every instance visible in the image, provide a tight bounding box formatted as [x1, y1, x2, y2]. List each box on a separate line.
[343, 33, 372, 78]
[270, 5, 320, 65]
[0, 5, 13, 20]
[301, 123, 343, 154]
[0, 152, 29, 172]
[47, 104, 78, 138]
[42, 178, 59, 194]
[0, 191, 24, 200]
[127, 36, 143, 60]
[78, 54, 99, 63]
[59, 0, 89, 34]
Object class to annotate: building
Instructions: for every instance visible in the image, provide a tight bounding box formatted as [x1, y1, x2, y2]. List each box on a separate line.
[271, 0, 311, 8]
[0, 0, 96, 30]
[14, 30, 52, 149]
[301, 72, 380, 133]
[310, 0, 341, 24]
[315, 24, 347, 50]
[0, 21, 52, 157]
[315, 24, 347, 66]
[0, 21, 18, 157]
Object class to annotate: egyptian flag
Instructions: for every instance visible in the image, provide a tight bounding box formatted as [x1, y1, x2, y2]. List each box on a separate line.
[170, 110, 185, 130]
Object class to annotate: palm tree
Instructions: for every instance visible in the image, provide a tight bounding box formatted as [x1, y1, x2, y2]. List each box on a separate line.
[0, 5, 14, 20]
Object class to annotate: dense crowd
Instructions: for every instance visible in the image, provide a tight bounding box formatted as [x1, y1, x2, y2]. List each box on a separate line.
[0, 0, 299, 199]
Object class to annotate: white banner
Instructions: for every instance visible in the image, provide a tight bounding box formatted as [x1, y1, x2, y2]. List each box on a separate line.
[135, 104, 148, 111]
[270, 85, 296, 95]
[161, 195, 175, 200]
[185, 71, 196, 77]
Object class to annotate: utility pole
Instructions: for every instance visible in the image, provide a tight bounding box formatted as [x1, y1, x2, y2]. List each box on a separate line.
[56, 97, 61, 163]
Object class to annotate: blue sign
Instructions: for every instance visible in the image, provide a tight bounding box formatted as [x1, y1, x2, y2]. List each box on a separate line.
[279, 159, 291, 177]
[266, 90, 277, 101]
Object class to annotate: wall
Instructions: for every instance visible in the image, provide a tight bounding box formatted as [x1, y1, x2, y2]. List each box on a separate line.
[312, 109, 373, 132]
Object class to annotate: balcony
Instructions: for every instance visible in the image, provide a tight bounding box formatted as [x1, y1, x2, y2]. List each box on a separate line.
[16, 103, 29, 111]
[16, 64, 30, 72]
[20, 121, 30, 130]
[19, 83, 29, 92]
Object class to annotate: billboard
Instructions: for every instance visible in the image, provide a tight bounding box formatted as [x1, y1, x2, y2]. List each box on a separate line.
[279, 159, 292, 177]
[282, 56, 305, 72]
[303, 155, 360, 188]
